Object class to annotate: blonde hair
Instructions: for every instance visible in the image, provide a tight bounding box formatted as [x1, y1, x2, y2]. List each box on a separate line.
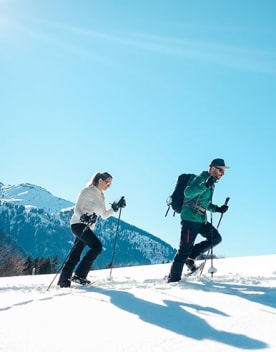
[87, 172, 113, 187]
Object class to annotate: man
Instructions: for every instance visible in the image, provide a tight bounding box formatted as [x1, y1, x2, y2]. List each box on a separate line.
[167, 158, 230, 283]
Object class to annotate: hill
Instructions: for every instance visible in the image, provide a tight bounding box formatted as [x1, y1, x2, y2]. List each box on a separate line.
[0, 254, 275, 351]
[0, 182, 176, 269]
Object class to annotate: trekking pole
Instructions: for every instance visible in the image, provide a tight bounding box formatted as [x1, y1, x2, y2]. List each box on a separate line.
[208, 210, 216, 278]
[46, 245, 74, 291]
[200, 197, 230, 276]
[217, 197, 230, 229]
[109, 207, 122, 279]
[46, 215, 96, 291]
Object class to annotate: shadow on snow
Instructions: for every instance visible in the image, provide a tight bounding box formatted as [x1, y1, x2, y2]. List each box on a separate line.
[82, 286, 268, 350]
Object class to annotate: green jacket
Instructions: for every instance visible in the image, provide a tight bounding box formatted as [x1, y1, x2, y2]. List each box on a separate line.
[181, 171, 217, 223]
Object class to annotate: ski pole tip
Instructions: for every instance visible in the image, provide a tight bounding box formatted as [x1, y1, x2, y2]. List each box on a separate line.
[208, 266, 217, 274]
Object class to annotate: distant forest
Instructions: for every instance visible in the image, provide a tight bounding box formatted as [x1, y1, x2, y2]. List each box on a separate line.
[0, 227, 57, 276]
[0, 249, 60, 277]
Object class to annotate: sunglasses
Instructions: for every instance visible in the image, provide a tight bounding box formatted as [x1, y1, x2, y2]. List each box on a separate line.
[214, 166, 225, 173]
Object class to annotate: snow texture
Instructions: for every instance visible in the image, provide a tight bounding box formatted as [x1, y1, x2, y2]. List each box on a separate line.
[0, 254, 275, 352]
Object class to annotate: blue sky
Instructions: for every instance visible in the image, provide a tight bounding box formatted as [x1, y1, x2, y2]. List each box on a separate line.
[1, 0, 276, 258]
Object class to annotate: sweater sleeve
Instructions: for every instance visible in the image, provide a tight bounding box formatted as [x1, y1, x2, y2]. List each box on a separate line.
[70, 187, 114, 226]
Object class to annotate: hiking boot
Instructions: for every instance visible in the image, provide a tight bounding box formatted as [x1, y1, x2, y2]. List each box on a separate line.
[71, 275, 91, 286]
[166, 275, 180, 283]
[58, 279, 71, 288]
[185, 258, 197, 272]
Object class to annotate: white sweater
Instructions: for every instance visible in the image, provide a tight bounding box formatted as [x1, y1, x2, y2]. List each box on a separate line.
[70, 186, 115, 229]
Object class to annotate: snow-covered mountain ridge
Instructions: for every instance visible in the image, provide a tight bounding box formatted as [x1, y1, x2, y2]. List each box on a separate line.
[0, 182, 74, 213]
[0, 182, 175, 268]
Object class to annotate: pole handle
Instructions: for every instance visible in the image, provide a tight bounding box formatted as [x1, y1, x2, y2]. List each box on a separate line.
[217, 197, 230, 229]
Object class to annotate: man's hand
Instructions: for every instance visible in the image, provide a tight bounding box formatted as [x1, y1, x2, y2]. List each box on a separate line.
[216, 205, 229, 213]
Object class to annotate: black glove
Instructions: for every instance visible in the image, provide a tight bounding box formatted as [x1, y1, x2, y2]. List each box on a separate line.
[111, 196, 126, 212]
[216, 205, 229, 213]
[205, 176, 216, 188]
[80, 212, 97, 224]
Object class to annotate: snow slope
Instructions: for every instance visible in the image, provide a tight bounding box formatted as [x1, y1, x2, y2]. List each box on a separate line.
[0, 183, 74, 213]
[0, 254, 275, 352]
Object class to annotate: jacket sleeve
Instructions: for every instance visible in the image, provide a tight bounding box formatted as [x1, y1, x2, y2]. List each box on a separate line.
[184, 175, 208, 199]
[207, 203, 217, 212]
[101, 207, 115, 219]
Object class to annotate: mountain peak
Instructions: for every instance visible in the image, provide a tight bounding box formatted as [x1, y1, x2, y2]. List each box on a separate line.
[0, 182, 74, 213]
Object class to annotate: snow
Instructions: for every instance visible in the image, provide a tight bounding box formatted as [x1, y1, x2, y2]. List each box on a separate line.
[1, 254, 275, 352]
[0, 183, 74, 213]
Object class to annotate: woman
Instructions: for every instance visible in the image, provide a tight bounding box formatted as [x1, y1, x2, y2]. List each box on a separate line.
[58, 171, 126, 288]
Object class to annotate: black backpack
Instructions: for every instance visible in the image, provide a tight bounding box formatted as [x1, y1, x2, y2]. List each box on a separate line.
[165, 173, 195, 216]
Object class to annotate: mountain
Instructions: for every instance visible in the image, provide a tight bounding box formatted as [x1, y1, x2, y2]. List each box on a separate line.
[0, 182, 176, 268]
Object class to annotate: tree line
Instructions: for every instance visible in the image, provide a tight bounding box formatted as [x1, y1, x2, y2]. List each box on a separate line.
[0, 227, 61, 277]
[0, 251, 60, 277]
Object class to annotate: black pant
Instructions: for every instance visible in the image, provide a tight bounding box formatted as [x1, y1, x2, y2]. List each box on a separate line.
[58, 223, 102, 285]
[169, 219, 222, 281]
